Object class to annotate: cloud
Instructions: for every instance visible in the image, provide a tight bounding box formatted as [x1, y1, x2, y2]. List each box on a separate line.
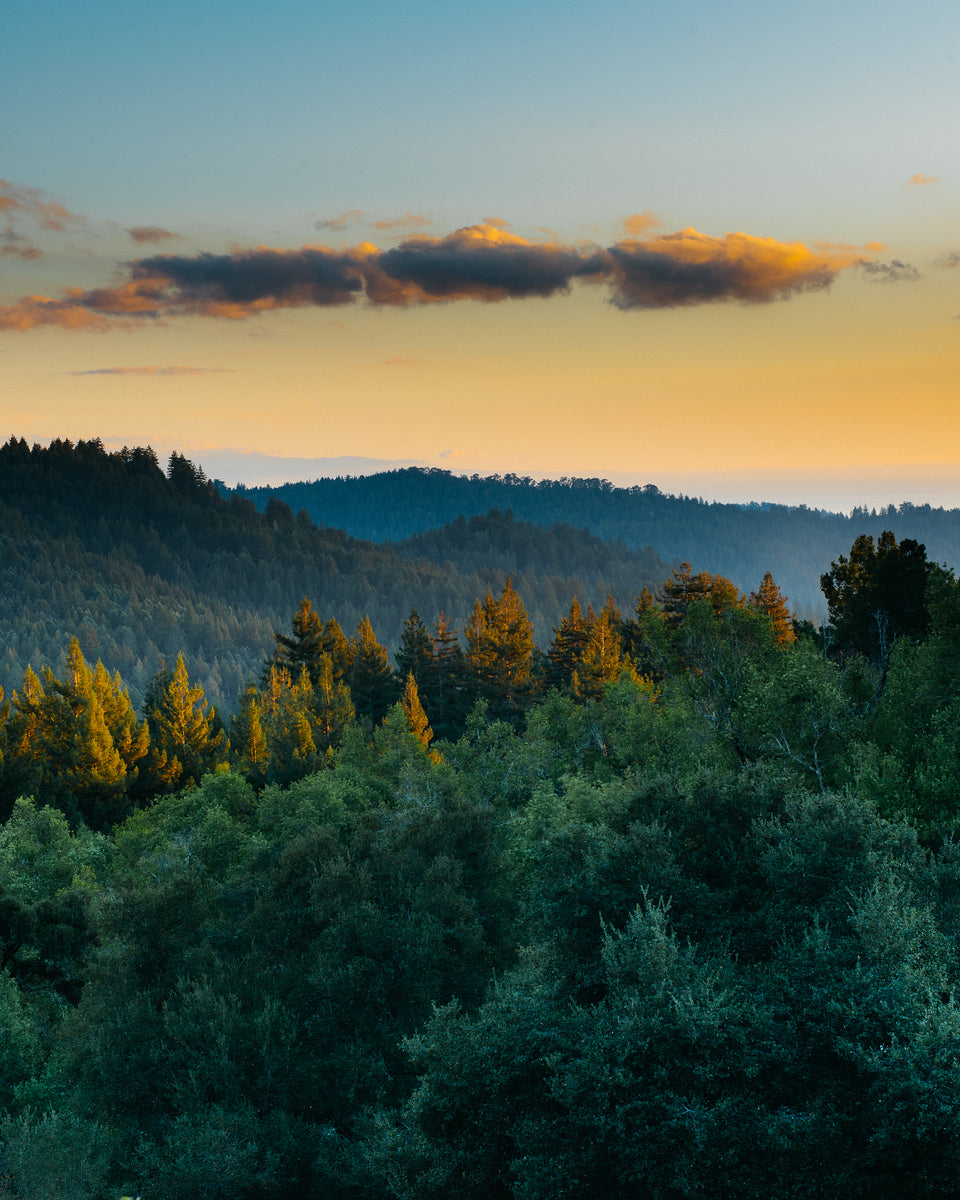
[314, 209, 365, 232]
[906, 173, 940, 186]
[1, 231, 42, 260]
[371, 211, 433, 231]
[935, 249, 960, 269]
[0, 178, 84, 232]
[363, 222, 600, 305]
[381, 355, 421, 366]
[621, 211, 661, 237]
[65, 365, 236, 376]
[857, 258, 921, 283]
[0, 218, 872, 331]
[602, 229, 858, 309]
[127, 225, 180, 244]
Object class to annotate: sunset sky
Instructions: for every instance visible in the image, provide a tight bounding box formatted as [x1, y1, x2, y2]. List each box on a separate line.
[3, 0, 958, 509]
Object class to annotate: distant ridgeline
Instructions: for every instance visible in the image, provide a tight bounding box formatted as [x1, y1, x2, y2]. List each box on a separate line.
[226, 467, 960, 617]
[0, 438, 671, 707]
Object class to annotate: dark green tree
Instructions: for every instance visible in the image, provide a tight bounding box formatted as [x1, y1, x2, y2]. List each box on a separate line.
[395, 609, 434, 688]
[821, 531, 933, 672]
[349, 616, 399, 726]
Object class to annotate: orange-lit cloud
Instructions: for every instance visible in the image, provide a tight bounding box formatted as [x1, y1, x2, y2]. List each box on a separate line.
[371, 211, 433, 231]
[127, 226, 180, 244]
[621, 211, 661, 237]
[602, 228, 859, 309]
[936, 249, 960, 269]
[0, 295, 116, 332]
[314, 209, 365, 232]
[0, 178, 84, 232]
[906, 173, 940, 186]
[362, 222, 597, 305]
[0, 219, 874, 331]
[65, 365, 236, 375]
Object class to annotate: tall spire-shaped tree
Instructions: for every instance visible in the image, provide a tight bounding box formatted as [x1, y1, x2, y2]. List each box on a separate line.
[143, 653, 227, 790]
[464, 578, 534, 724]
[349, 616, 398, 726]
[401, 671, 433, 750]
[749, 572, 796, 645]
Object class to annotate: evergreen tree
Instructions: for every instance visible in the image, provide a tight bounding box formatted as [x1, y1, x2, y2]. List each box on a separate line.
[311, 654, 355, 755]
[143, 653, 227, 789]
[578, 599, 623, 699]
[395, 610, 434, 687]
[821, 531, 933, 672]
[423, 613, 467, 741]
[264, 666, 319, 784]
[231, 683, 269, 787]
[749, 571, 796, 645]
[401, 671, 433, 750]
[271, 597, 326, 685]
[545, 598, 592, 693]
[349, 616, 399, 726]
[464, 578, 535, 724]
[3, 642, 129, 828]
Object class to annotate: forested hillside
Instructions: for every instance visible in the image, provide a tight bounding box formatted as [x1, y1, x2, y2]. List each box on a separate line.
[0, 439, 670, 708]
[229, 467, 960, 616]
[3, 517, 960, 1197]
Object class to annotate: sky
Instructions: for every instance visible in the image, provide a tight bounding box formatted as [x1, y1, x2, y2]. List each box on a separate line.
[2, 0, 958, 511]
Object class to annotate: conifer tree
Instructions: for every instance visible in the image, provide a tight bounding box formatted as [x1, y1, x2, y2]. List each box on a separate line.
[349, 616, 398, 726]
[143, 653, 227, 790]
[232, 683, 269, 786]
[4, 642, 129, 827]
[401, 671, 433, 750]
[545, 598, 591, 693]
[312, 653, 354, 754]
[464, 577, 535, 723]
[92, 660, 150, 784]
[578, 599, 623, 699]
[271, 598, 326, 685]
[395, 610, 434, 687]
[423, 613, 466, 740]
[749, 572, 796, 645]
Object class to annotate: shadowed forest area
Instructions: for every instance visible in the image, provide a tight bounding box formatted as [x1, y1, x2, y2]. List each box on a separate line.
[229, 466, 960, 618]
[3, 440, 960, 1196]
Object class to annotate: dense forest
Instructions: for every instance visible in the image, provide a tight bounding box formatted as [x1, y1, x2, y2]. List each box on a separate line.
[0, 438, 669, 709]
[4, 438, 960, 1197]
[228, 467, 960, 617]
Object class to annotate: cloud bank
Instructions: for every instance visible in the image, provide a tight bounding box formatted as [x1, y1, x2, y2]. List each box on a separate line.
[0, 219, 870, 332]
